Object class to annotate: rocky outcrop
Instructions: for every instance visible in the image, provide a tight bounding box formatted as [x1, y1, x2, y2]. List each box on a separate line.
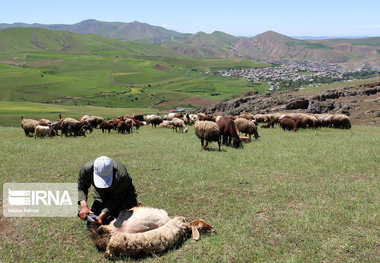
[195, 81, 380, 126]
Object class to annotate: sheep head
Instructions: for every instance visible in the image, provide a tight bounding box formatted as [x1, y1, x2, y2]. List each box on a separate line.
[90, 223, 113, 251]
[189, 219, 216, 241]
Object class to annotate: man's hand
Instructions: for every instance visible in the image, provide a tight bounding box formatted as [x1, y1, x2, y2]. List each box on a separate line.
[94, 212, 108, 225]
[78, 200, 93, 220]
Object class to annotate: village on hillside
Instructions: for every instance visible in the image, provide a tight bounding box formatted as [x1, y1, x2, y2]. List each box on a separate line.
[217, 60, 380, 91]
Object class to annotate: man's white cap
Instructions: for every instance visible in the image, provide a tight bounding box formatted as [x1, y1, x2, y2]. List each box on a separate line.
[93, 156, 113, 188]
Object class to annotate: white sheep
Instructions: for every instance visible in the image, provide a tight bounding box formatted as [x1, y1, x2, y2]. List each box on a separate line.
[90, 206, 216, 259]
[34, 125, 53, 139]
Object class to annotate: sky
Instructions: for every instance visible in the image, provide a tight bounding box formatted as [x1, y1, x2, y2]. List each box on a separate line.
[1, 0, 379, 37]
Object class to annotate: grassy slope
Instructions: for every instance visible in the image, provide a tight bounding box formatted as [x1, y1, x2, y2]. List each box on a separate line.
[0, 27, 182, 57]
[0, 125, 379, 262]
[0, 28, 269, 109]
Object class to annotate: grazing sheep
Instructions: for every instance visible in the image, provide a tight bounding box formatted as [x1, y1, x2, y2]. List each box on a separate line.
[132, 119, 143, 130]
[100, 121, 114, 133]
[182, 114, 191, 125]
[279, 116, 298, 132]
[332, 114, 351, 129]
[62, 117, 79, 124]
[133, 114, 144, 122]
[199, 115, 215, 122]
[149, 115, 163, 128]
[315, 114, 334, 128]
[82, 115, 104, 129]
[234, 118, 260, 140]
[238, 113, 254, 121]
[278, 113, 316, 129]
[90, 206, 216, 259]
[239, 136, 251, 143]
[34, 125, 53, 139]
[51, 120, 63, 136]
[117, 121, 131, 134]
[38, 119, 52, 126]
[216, 116, 240, 148]
[197, 113, 206, 119]
[194, 121, 221, 151]
[21, 117, 39, 137]
[124, 118, 135, 132]
[254, 114, 270, 123]
[61, 120, 89, 137]
[172, 118, 188, 133]
[158, 120, 173, 128]
[188, 114, 199, 125]
[167, 113, 183, 120]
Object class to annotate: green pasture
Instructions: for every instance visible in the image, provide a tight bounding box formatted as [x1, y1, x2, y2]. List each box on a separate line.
[0, 53, 267, 109]
[0, 27, 269, 109]
[0, 101, 158, 127]
[0, 125, 379, 262]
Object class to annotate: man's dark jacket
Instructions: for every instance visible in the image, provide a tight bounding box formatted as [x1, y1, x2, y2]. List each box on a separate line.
[78, 159, 137, 215]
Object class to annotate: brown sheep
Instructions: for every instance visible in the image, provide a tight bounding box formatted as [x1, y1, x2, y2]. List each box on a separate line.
[117, 121, 131, 134]
[216, 116, 240, 148]
[38, 119, 53, 126]
[279, 117, 298, 132]
[199, 115, 216, 122]
[100, 121, 114, 133]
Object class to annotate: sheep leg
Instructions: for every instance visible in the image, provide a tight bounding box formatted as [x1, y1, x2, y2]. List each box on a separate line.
[204, 141, 209, 150]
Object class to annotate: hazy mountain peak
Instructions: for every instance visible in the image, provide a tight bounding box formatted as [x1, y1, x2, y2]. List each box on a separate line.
[254, 30, 293, 40]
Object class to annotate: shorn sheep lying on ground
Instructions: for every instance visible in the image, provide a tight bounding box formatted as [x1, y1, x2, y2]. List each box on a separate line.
[90, 206, 216, 259]
[194, 121, 221, 151]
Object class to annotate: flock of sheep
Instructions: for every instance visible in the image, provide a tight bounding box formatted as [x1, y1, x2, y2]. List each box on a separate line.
[19, 111, 351, 258]
[20, 111, 351, 151]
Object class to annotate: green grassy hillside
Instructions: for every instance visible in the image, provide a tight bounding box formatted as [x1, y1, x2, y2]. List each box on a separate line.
[0, 27, 183, 58]
[0, 28, 268, 110]
[163, 31, 238, 57]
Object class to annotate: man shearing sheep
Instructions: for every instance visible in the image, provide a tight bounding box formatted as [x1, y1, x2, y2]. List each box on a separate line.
[78, 156, 138, 225]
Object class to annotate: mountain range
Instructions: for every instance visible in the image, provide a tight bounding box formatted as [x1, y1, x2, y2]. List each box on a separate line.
[1, 19, 380, 65]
